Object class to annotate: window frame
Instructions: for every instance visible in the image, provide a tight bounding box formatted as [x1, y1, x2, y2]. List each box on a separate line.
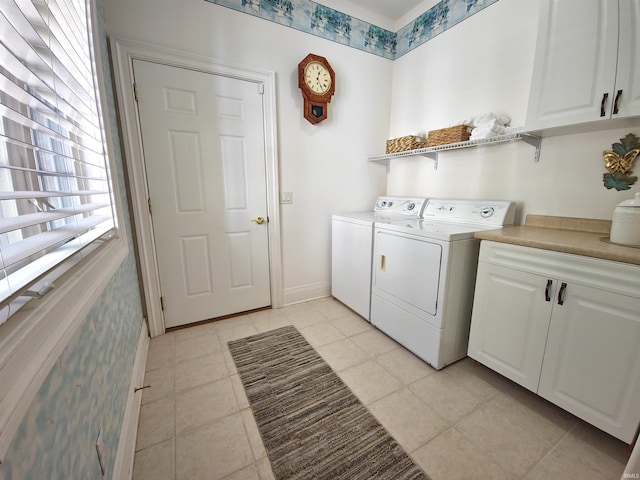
[0, 0, 130, 461]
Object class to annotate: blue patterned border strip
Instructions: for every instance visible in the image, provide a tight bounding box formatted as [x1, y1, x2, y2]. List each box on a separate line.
[397, 0, 499, 57]
[205, 0, 498, 59]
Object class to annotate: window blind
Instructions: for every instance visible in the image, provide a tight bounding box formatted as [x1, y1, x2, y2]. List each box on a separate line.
[0, 0, 115, 321]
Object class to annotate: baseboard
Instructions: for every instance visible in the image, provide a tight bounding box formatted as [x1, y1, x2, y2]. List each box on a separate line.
[112, 322, 149, 480]
[282, 282, 330, 306]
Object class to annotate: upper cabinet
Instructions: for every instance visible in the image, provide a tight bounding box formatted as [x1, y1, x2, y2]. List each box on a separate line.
[526, 0, 640, 133]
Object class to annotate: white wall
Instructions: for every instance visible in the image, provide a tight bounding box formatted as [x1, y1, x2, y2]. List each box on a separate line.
[106, 0, 640, 308]
[105, 0, 389, 304]
[387, 0, 640, 224]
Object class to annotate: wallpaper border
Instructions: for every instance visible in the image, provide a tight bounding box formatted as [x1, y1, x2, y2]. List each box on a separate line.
[205, 0, 499, 59]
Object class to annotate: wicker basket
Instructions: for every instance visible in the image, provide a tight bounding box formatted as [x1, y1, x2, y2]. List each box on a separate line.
[385, 135, 429, 154]
[427, 125, 472, 146]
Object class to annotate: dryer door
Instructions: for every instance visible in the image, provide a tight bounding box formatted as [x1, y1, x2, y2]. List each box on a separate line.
[373, 230, 442, 316]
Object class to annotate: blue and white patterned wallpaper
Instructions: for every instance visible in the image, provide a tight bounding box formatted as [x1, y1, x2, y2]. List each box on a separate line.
[0, 0, 146, 478]
[0, 259, 144, 480]
[206, 0, 499, 59]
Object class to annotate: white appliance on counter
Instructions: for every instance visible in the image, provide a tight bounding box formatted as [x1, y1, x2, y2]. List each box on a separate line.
[370, 199, 515, 369]
[331, 196, 427, 320]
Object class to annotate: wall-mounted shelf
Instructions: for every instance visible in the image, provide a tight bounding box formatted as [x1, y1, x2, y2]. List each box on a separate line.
[368, 132, 542, 171]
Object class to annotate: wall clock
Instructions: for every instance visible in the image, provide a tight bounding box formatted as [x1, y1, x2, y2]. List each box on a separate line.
[298, 53, 335, 124]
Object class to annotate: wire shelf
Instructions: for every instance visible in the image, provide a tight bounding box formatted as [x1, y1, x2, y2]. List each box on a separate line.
[368, 132, 541, 170]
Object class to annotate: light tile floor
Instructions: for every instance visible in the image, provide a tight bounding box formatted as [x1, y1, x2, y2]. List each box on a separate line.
[133, 297, 631, 480]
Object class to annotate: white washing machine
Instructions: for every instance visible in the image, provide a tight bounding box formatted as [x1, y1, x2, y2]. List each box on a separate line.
[370, 199, 515, 369]
[331, 196, 427, 320]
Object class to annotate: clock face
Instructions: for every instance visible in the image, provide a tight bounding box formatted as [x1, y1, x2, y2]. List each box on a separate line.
[304, 61, 332, 95]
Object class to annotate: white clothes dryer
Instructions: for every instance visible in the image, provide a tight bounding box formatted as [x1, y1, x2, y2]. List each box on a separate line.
[331, 196, 427, 320]
[371, 199, 515, 369]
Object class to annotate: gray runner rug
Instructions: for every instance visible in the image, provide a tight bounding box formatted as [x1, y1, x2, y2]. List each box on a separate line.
[228, 325, 430, 480]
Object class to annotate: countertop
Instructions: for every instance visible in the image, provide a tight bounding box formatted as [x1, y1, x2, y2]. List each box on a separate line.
[474, 215, 640, 266]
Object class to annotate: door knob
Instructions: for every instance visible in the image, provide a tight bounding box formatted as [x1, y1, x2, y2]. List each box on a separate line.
[251, 216, 266, 225]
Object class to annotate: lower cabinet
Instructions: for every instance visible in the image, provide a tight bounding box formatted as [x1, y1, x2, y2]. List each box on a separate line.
[468, 241, 640, 443]
[468, 262, 553, 392]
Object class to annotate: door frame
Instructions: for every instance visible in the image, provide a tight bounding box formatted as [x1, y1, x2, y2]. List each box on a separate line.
[110, 38, 282, 337]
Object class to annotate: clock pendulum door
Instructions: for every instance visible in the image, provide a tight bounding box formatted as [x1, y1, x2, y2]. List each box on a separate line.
[303, 98, 326, 123]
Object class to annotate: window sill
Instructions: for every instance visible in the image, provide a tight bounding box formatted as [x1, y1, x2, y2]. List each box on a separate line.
[0, 235, 128, 461]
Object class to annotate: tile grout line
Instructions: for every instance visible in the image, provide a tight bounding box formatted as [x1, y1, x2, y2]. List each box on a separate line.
[134, 299, 630, 479]
[520, 422, 581, 479]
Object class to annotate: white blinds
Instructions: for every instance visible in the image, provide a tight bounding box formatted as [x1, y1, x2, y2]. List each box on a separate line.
[0, 0, 115, 315]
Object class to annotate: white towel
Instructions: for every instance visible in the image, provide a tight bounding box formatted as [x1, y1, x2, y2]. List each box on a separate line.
[472, 112, 510, 127]
[469, 119, 507, 140]
[450, 112, 511, 128]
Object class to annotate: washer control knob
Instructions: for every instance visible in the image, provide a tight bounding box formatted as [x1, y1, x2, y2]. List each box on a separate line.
[480, 207, 495, 218]
[407, 202, 415, 211]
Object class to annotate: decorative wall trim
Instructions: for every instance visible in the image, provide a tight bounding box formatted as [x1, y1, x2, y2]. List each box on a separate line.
[205, 0, 499, 59]
[396, 0, 499, 57]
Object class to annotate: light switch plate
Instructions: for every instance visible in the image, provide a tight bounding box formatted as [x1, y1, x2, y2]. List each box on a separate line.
[280, 192, 293, 204]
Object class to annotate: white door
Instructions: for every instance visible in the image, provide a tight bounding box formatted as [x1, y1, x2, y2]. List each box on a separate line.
[133, 60, 271, 328]
[468, 262, 554, 392]
[526, 0, 618, 129]
[538, 283, 640, 443]
[615, 0, 640, 118]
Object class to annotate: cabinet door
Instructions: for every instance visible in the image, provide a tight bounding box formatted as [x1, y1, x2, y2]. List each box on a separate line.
[526, 0, 619, 130]
[613, 0, 640, 118]
[468, 262, 554, 392]
[539, 283, 640, 443]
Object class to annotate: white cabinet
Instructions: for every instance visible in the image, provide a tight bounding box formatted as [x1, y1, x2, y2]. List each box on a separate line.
[526, 0, 640, 132]
[468, 263, 553, 392]
[468, 241, 640, 443]
[538, 283, 640, 443]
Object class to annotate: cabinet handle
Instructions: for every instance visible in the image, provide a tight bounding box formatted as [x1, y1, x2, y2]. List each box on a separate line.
[613, 89, 623, 114]
[545, 279, 552, 302]
[557, 282, 567, 305]
[380, 254, 386, 272]
[600, 93, 609, 117]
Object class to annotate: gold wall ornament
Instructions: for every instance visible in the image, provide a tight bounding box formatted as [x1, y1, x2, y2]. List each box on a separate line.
[603, 133, 640, 191]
